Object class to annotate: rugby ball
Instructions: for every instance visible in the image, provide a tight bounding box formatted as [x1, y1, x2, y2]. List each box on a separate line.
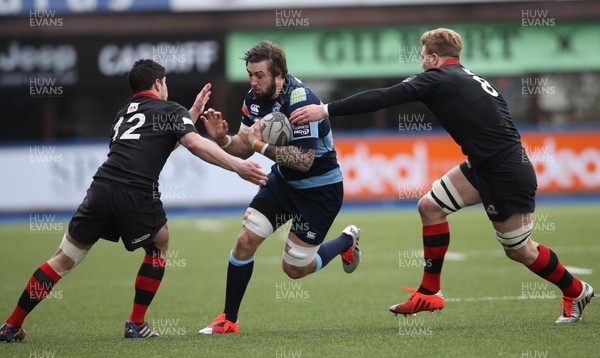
[260, 112, 292, 146]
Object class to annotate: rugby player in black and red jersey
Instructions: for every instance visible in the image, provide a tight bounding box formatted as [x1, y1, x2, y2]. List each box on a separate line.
[291, 28, 593, 323]
[0, 59, 267, 342]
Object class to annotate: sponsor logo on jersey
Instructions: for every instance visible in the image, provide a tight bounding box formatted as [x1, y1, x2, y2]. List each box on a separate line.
[182, 117, 193, 126]
[127, 102, 139, 114]
[272, 102, 282, 112]
[250, 104, 260, 114]
[306, 231, 316, 240]
[290, 88, 307, 105]
[293, 124, 311, 138]
[402, 75, 416, 83]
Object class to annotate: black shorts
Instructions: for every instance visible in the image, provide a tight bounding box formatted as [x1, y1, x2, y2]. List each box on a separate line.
[249, 170, 343, 245]
[461, 147, 537, 222]
[68, 180, 167, 251]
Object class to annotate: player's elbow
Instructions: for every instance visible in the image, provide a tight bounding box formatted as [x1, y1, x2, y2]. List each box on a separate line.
[297, 163, 312, 173]
[292, 156, 313, 173]
[180, 133, 203, 154]
[300, 155, 315, 172]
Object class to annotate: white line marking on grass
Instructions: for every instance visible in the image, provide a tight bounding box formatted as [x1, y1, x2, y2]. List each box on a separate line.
[564, 266, 593, 275]
[194, 219, 225, 232]
[444, 252, 466, 261]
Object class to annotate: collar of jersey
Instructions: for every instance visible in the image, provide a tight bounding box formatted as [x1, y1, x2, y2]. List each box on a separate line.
[440, 59, 461, 67]
[133, 91, 159, 99]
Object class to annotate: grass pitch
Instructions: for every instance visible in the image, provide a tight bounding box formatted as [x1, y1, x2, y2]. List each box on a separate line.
[1, 204, 599, 357]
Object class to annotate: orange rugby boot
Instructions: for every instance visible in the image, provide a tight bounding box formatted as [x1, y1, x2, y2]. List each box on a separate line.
[389, 286, 444, 316]
[198, 313, 239, 334]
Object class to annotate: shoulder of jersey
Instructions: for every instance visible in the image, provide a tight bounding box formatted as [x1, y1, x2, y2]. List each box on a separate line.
[413, 68, 447, 82]
[151, 99, 187, 112]
[287, 75, 315, 106]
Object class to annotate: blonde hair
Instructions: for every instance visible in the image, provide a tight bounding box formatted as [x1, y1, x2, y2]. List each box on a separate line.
[421, 28, 463, 59]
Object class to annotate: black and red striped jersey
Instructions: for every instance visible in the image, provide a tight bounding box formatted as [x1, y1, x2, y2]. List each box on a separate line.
[328, 61, 521, 168]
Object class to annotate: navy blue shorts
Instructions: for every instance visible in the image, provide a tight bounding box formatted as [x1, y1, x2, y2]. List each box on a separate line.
[461, 147, 537, 222]
[249, 170, 343, 245]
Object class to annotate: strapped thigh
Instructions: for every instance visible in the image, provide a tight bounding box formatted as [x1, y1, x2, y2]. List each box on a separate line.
[425, 173, 466, 214]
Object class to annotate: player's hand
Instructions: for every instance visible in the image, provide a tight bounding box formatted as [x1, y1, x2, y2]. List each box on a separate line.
[247, 121, 263, 151]
[189, 83, 212, 122]
[234, 160, 268, 186]
[201, 108, 229, 142]
[290, 104, 326, 125]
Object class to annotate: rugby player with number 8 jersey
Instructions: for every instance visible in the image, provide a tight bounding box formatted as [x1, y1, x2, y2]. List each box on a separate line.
[291, 28, 594, 323]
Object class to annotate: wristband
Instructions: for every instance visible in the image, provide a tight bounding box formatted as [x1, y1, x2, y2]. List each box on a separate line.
[323, 103, 330, 117]
[252, 138, 267, 154]
[219, 135, 232, 148]
[260, 143, 269, 155]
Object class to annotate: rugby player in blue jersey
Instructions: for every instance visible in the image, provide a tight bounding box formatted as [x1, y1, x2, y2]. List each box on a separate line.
[198, 41, 361, 334]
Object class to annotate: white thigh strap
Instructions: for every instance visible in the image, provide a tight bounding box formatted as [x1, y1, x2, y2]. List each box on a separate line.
[496, 222, 533, 250]
[425, 174, 466, 214]
[243, 208, 274, 238]
[282, 237, 319, 267]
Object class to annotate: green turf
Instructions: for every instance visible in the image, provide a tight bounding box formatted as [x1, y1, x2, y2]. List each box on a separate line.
[1, 204, 599, 357]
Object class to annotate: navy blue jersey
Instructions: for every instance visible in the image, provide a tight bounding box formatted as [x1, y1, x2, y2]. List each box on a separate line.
[94, 93, 197, 191]
[328, 62, 521, 169]
[241, 74, 342, 189]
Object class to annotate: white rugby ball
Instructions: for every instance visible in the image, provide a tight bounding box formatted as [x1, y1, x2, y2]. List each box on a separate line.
[260, 112, 292, 146]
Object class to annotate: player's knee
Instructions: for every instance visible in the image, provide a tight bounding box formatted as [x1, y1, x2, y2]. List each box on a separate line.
[504, 246, 535, 264]
[233, 230, 259, 261]
[504, 243, 538, 266]
[281, 238, 317, 278]
[152, 225, 170, 253]
[56, 234, 90, 276]
[497, 222, 534, 263]
[418, 196, 445, 219]
[282, 263, 307, 280]
[143, 244, 162, 258]
[503, 247, 519, 261]
[422, 175, 466, 218]
[50, 251, 76, 272]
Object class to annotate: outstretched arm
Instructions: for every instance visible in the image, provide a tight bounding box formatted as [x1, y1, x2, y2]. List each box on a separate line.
[290, 83, 411, 125]
[179, 132, 268, 185]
